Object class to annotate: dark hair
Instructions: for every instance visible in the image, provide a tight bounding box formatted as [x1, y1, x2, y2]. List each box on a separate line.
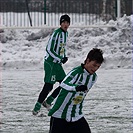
[85, 48, 104, 64]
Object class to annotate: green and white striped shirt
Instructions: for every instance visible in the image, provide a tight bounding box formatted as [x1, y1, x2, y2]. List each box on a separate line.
[45, 28, 68, 63]
[48, 64, 97, 122]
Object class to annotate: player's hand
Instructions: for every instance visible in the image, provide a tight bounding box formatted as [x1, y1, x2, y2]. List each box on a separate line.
[76, 85, 87, 92]
[61, 57, 68, 64]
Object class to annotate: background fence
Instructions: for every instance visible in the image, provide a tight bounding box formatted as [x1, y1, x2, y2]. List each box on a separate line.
[0, 0, 132, 27]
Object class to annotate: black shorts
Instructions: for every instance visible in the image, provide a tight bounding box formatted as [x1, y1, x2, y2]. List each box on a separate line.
[49, 116, 91, 133]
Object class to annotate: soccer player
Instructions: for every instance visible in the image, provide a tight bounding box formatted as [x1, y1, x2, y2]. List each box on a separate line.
[48, 48, 104, 133]
[32, 14, 70, 115]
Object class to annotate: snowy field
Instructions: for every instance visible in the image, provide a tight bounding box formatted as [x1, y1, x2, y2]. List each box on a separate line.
[0, 68, 132, 133]
[0, 13, 132, 133]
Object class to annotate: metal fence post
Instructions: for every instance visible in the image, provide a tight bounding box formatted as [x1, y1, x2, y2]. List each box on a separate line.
[25, 0, 32, 26]
[44, 0, 46, 24]
[117, 0, 121, 18]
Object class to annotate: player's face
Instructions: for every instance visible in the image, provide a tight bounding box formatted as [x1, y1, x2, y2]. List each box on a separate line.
[60, 21, 70, 31]
[84, 59, 101, 74]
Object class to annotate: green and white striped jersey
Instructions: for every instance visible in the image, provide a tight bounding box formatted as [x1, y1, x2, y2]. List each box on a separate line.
[48, 64, 97, 122]
[45, 28, 68, 63]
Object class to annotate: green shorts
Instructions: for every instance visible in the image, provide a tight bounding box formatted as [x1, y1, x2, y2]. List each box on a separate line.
[44, 60, 66, 84]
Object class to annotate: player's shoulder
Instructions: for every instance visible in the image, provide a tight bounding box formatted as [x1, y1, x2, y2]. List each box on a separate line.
[71, 65, 83, 74]
[54, 28, 62, 34]
[51, 28, 61, 38]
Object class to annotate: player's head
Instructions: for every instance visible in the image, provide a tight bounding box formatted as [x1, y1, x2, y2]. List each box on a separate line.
[60, 14, 70, 31]
[85, 48, 104, 64]
[84, 48, 104, 74]
[60, 14, 70, 25]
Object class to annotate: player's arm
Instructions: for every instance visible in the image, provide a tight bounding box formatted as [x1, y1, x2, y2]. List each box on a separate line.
[46, 31, 62, 62]
[60, 69, 80, 91]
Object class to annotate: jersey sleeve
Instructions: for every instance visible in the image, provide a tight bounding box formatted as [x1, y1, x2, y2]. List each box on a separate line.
[46, 31, 62, 62]
[60, 68, 80, 91]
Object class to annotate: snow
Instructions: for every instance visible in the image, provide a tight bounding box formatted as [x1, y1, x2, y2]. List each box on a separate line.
[0, 14, 132, 132]
[1, 69, 132, 133]
[0, 14, 132, 70]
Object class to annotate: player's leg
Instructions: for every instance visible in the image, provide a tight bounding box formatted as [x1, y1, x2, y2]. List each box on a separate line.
[32, 83, 53, 115]
[44, 64, 66, 109]
[32, 60, 56, 115]
[38, 83, 53, 103]
[70, 117, 91, 133]
[49, 117, 69, 133]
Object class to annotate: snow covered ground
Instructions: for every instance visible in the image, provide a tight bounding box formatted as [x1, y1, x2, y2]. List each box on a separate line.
[0, 15, 132, 70]
[0, 69, 132, 133]
[0, 14, 132, 132]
